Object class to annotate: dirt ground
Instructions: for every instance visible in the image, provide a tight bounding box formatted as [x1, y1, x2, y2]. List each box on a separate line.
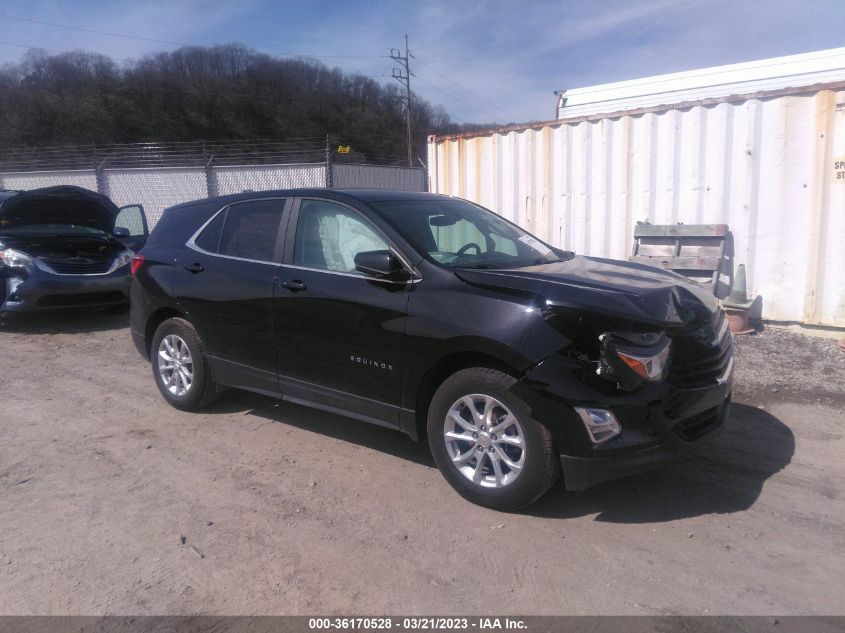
[0, 310, 843, 616]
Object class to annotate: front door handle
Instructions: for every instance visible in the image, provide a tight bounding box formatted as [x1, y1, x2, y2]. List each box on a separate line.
[183, 262, 204, 273]
[280, 280, 307, 292]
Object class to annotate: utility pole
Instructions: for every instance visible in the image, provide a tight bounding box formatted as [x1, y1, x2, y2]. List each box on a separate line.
[391, 34, 413, 167]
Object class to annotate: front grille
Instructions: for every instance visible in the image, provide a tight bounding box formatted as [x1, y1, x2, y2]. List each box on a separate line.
[37, 291, 126, 307]
[39, 257, 113, 275]
[669, 309, 733, 389]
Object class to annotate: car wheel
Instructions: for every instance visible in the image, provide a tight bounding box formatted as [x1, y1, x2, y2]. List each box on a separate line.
[151, 317, 218, 411]
[427, 367, 559, 510]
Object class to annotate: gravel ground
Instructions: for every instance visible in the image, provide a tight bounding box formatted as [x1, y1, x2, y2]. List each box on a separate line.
[731, 326, 845, 406]
[0, 310, 843, 615]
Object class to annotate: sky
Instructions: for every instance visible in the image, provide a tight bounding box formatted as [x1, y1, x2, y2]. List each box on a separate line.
[0, 0, 844, 123]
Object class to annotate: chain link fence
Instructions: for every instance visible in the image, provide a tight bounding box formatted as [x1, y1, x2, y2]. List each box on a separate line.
[102, 168, 208, 224]
[332, 163, 426, 191]
[211, 164, 327, 197]
[0, 169, 99, 192]
[0, 138, 427, 227]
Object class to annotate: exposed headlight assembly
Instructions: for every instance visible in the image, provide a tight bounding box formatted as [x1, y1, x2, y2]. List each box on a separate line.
[109, 249, 134, 272]
[0, 247, 34, 269]
[597, 330, 672, 391]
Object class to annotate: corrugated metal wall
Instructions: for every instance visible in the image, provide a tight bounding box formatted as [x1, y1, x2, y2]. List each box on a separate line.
[428, 87, 845, 327]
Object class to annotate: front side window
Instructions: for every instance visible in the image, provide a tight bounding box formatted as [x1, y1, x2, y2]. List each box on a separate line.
[216, 199, 284, 262]
[371, 198, 560, 269]
[293, 200, 388, 273]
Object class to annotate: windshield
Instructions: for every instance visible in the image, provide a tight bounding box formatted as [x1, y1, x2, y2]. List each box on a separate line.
[371, 198, 564, 269]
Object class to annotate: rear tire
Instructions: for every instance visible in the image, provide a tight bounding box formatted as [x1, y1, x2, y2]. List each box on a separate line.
[151, 317, 218, 411]
[427, 367, 559, 510]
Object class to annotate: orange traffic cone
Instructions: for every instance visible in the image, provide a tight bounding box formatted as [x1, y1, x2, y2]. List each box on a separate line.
[722, 265, 755, 334]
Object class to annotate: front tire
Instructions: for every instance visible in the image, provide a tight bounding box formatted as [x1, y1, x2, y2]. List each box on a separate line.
[427, 368, 559, 510]
[151, 317, 218, 411]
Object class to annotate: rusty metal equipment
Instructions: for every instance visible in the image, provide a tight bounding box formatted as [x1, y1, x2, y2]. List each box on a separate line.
[722, 264, 756, 334]
[630, 222, 728, 292]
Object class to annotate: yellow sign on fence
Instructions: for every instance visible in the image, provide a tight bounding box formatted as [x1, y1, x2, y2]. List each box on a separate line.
[337, 146, 350, 154]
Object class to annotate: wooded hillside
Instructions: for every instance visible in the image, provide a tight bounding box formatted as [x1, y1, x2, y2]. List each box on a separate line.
[0, 44, 497, 164]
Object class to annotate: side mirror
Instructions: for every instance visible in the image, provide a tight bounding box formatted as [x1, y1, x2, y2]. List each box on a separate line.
[112, 227, 131, 238]
[354, 250, 410, 280]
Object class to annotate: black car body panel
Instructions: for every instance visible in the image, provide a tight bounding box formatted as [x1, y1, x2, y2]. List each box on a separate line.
[0, 186, 148, 312]
[454, 254, 719, 327]
[131, 189, 733, 492]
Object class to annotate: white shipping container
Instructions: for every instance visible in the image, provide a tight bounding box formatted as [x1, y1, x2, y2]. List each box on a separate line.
[428, 83, 845, 327]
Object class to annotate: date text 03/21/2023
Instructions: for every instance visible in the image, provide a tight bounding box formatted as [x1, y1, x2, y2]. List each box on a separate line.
[307, 617, 528, 630]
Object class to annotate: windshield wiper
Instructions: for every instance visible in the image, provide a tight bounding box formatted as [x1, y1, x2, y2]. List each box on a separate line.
[452, 263, 499, 269]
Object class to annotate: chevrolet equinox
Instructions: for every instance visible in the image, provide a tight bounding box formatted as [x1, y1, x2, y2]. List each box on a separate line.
[130, 189, 733, 509]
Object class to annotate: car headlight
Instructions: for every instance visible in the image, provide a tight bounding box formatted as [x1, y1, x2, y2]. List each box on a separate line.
[616, 345, 671, 381]
[110, 249, 134, 272]
[597, 331, 672, 391]
[0, 247, 34, 269]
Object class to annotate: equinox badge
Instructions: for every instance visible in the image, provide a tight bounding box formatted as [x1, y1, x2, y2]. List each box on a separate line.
[350, 355, 394, 371]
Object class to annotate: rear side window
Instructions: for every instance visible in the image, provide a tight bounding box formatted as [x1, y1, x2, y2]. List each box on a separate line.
[218, 199, 285, 262]
[147, 203, 220, 250]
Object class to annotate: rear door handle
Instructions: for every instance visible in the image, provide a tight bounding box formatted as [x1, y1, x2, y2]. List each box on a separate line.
[183, 263, 204, 273]
[280, 280, 307, 292]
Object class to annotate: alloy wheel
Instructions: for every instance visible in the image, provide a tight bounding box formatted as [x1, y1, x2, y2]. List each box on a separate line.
[444, 393, 526, 488]
[157, 334, 194, 397]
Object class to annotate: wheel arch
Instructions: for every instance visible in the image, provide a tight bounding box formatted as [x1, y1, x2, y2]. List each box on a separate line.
[144, 306, 188, 357]
[412, 350, 524, 443]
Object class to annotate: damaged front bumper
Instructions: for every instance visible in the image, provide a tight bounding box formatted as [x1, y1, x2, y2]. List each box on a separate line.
[513, 345, 734, 492]
[1, 266, 130, 311]
[561, 393, 731, 491]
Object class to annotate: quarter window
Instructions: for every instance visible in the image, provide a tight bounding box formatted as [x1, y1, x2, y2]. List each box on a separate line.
[293, 200, 388, 273]
[218, 200, 285, 262]
[194, 209, 226, 253]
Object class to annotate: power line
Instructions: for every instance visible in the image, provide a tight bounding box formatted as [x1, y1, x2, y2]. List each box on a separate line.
[0, 39, 61, 54]
[0, 13, 187, 46]
[0, 12, 381, 60]
[413, 55, 520, 121]
[411, 74, 499, 121]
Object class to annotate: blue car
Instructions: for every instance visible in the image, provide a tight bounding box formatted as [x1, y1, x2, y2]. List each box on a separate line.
[0, 186, 148, 312]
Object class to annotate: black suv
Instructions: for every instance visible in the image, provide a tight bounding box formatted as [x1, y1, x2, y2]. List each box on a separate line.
[131, 189, 733, 509]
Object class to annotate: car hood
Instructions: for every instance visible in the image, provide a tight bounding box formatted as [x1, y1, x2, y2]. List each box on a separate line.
[454, 254, 719, 328]
[0, 186, 118, 233]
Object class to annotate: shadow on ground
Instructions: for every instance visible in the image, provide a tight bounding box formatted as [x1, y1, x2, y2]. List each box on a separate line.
[530, 403, 794, 522]
[206, 392, 794, 522]
[0, 307, 129, 334]
[204, 389, 436, 468]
